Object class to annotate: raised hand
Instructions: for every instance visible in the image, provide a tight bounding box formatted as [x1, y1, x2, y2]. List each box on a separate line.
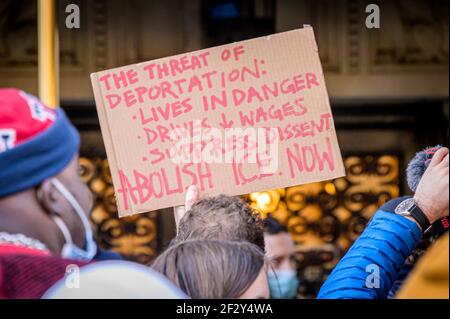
[414, 147, 449, 224]
[173, 185, 199, 233]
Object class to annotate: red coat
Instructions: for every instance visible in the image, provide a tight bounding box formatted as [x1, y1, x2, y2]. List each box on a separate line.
[0, 245, 86, 299]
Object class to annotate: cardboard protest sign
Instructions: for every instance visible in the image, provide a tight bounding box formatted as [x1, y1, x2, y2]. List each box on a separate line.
[91, 27, 345, 217]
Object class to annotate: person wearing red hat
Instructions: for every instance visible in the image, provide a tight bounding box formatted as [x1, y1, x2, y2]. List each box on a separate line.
[0, 88, 120, 298]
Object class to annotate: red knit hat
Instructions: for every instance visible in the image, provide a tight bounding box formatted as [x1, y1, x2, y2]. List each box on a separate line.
[0, 89, 57, 151]
[0, 88, 80, 197]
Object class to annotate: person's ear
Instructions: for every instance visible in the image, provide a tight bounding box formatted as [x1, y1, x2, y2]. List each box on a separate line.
[37, 179, 66, 216]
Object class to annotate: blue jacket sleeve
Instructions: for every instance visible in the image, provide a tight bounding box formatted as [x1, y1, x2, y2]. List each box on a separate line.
[317, 209, 422, 299]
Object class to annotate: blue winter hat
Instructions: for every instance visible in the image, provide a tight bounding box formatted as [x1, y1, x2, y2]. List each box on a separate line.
[0, 89, 80, 197]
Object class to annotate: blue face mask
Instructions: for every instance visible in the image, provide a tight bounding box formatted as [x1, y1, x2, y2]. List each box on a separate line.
[50, 178, 97, 261]
[268, 269, 299, 299]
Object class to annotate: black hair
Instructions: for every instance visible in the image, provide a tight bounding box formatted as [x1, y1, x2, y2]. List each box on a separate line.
[263, 217, 288, 235]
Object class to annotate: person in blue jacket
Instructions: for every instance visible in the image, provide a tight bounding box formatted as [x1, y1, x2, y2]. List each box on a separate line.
[318, 147, 449, 299]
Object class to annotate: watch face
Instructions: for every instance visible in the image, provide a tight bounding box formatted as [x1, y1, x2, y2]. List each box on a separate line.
[395, 198, 415, 215]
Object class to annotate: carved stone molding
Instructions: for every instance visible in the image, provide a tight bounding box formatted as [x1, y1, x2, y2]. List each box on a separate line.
[0, 0, 447, 99]
[92, 0, 108, 70]
[113, 0, 185, 66]
[310, 0, 343, 73]
[367, 0, 449, 73]
[346, 0, 362, 74]
[276, 0, 344, 74]
[0, 0, 89, 71]
[0, 0, 37, 69]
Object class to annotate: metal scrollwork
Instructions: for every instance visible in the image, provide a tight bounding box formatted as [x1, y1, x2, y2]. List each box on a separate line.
[79, 157, 158, 264]
[246, 154, 400, 298]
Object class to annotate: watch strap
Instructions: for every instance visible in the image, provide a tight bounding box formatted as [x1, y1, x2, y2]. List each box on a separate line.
[410, 204, 431, 231]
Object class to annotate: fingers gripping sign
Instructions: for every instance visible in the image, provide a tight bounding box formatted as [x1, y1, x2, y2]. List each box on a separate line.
[173, 185, 199, 233]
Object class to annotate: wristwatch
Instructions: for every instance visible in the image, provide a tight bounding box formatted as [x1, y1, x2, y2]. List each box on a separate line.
[395, 198, 431, 232]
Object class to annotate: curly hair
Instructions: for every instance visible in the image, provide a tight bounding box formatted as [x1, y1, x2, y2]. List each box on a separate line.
[175, 194, 265, 251]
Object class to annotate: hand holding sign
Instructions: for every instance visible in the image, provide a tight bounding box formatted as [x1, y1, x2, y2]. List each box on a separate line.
[91, 27, 345, 217]
[173, 185, 199, 233]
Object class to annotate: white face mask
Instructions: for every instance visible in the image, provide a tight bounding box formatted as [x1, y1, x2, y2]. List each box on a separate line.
[50, 178, 97, 261]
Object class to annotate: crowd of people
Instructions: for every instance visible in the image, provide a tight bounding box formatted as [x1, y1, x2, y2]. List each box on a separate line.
[0, 88, 448, 299]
